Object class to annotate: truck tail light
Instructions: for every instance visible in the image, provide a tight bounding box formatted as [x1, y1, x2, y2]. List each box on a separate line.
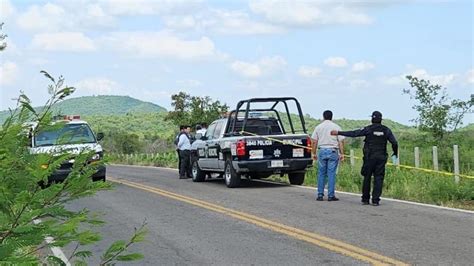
[306, 136, 312, 152]
[236, 139, 246, 157]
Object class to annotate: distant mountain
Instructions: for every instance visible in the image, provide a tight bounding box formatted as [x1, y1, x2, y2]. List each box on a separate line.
[0, 95, 166, 123]
[51, 95, 166, 116]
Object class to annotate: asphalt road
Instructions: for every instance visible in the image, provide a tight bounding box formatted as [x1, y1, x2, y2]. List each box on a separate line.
[65, 165, 474, 265]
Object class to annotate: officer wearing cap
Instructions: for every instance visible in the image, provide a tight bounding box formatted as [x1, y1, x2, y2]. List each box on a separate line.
[331, 111, 398, 206]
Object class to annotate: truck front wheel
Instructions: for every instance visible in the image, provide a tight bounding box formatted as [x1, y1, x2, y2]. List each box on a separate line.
[224, 160, 241, 188]
[192, 160, 206, 182]
[288, 172, 305, 185]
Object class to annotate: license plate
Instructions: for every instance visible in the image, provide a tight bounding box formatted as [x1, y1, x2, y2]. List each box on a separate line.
[271, 160, 284, 168]
[293, 148, 304, 158]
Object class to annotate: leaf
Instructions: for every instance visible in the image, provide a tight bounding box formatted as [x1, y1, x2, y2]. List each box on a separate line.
[132, 227, 147, 243]
[73, 250, 93, 259]
[40, 70, 55, 82]
[46, 255, 67, 266]
[74, 260, 88, 266]
[103, 240, 126, 258]
[116, 253, 144, 261]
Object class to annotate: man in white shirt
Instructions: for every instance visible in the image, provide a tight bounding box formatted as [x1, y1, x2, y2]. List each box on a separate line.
[311, 110, 345, 201]
[178, 125, 192, 179]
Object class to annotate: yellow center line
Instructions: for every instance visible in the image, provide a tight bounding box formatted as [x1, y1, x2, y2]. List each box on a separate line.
[108, 176, 409, 266]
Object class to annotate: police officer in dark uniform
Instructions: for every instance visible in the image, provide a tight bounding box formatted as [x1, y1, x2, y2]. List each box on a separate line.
[331, 111, 398, 206]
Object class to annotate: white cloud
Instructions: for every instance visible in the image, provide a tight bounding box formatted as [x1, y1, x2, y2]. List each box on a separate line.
[99, 0, 203, 16]
[164, 9, 284, 35]
[466, 69, 474, 84]
[409, 68, 457, 87]
[351, 61, 375, 72]
[383, 67, 459, 87]
[102, 31, 220, 60]
[230, 56, 287, 78]
[74, 78, 119, 94]
[17, 2, 115, 32]
[249, 0, 372, 27]
[17, 3, 66, 32]
[163, 15, 197, 30]
[324, 57, 348, 68]
[298, 66, 322, 78]
[0, 61, 19, 86]
[1, 0, 16, 22]
[32, 32, 96, 52]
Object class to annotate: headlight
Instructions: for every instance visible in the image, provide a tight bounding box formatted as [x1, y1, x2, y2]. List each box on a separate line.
[91, 153, 101, 161]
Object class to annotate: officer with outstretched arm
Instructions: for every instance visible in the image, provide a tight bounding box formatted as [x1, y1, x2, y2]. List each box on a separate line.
[331, 111, 398, 206]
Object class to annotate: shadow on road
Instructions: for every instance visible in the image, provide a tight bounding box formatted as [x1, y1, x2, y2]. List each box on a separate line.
[202, 178, 290, 189]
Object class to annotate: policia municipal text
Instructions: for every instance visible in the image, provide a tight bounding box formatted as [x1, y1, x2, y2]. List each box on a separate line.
[331, 111, 398, 206]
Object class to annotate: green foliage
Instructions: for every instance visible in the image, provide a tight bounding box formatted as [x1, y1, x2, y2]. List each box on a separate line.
[85, 112, 176, 154]
[165, 92, 229, 127]
[404, 76, 473, 140]
[0, 72, 145, 264]
[100, 222, 147, 265]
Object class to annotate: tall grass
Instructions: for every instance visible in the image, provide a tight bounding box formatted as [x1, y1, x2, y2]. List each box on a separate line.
[107, 152, 178, 168]
[302, 161, 474, 210]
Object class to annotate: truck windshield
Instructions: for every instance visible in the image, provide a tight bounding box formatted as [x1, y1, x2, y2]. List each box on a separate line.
[34, 124, 96, 147]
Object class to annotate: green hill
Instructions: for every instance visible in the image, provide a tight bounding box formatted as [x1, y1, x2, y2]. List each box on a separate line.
[51, 95, 166, 116]
[0, 95, 166, 123]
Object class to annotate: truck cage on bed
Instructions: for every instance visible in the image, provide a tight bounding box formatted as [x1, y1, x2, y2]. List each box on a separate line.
[225, 97, 308, 136]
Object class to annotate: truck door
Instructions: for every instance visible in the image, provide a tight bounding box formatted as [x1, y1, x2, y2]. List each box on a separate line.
[206, 120, 223, 169]
[198, 122, 216, 170]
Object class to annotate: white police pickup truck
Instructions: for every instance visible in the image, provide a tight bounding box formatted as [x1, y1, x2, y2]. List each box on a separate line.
[191, 97, 313, 188]
[29, 115, 106, 183]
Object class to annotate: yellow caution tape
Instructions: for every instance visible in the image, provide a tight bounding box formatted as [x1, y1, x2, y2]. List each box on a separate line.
[239, 131, 474, 180]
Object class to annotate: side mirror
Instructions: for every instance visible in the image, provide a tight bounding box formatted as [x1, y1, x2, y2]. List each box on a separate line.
[97, 132, 104, 141]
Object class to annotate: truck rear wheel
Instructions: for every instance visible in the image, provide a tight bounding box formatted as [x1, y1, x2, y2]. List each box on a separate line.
[224, 160, 241, 188]
[288, 172, 305, 185]
[192, 160, 206, 182]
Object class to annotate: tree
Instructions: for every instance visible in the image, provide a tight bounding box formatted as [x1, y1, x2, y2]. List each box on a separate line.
[0, 72, 146, 264]
[404, 75, 473, 140]
[165, 92, 229, 128]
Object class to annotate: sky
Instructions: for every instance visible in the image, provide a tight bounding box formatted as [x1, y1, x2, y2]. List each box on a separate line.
[1, 0, 473, 125]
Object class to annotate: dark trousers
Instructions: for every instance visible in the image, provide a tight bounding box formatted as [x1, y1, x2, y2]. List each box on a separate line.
[177, 150, 182, 176]
[179, 150, 191, 178]
[361, 155, 387, 203]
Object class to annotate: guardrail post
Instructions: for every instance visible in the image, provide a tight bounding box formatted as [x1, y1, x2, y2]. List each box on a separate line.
[453, 145, 460, 184]
[432, 146, 439, 171]
[414, 147, 420, 168]
[350, 149, 355, 167]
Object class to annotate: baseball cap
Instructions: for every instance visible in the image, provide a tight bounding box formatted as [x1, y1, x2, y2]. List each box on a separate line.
[371, 111, 382, 119]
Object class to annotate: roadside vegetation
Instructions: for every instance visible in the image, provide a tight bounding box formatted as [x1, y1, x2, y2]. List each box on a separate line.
[0, 71, 146, 264]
